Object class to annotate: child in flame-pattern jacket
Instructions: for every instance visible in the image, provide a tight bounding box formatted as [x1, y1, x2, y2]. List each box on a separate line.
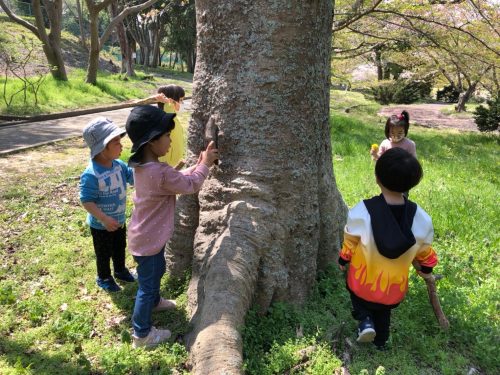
[339, 148, 438, 350]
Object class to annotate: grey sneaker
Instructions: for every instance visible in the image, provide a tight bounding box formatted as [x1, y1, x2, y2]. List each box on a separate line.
[132, 326, 171, 349]
[152, 297, 177, 313]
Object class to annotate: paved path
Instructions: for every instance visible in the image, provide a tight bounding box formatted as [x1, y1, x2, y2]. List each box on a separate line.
[378, 103, 477, 132]
[0, 99, 193, 156]
[0, 108, 133, 155]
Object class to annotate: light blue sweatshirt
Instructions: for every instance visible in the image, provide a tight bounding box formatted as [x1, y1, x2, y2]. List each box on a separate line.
[79, 159, 134, 230]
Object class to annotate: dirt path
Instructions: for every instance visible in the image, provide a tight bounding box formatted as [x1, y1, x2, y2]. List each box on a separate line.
[378, 103, 478, 132]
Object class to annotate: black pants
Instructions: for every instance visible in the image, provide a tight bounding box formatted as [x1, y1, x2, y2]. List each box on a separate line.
[90, 226, 126, 280]
[350, 292, 393, 346]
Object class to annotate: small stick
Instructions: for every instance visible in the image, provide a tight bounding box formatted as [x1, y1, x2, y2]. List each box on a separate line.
[413, 261, 450, 330]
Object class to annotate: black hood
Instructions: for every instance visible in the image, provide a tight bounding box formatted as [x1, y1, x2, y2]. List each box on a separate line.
[363, 195, 417, 259]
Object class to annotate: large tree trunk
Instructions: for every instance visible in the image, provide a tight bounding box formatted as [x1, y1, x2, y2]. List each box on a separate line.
[166, 1, 347, 373]
[32, 0, 68, 81]
[40, 39, 67, 81]
[33, 0, 68, 81]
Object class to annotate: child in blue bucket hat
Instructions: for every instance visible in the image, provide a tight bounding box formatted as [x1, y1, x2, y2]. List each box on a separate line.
[80, 117, 136, 292]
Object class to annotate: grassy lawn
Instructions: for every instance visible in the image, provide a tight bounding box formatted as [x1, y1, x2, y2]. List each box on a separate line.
[0, 68, 193, 116]
[242, 94, 499, 374]
[439, 104, 479, 118]
[0, 13, 193, 117]
[0, 91, 498, 374]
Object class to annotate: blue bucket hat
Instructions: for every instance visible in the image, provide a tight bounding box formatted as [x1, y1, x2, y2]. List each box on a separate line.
[83, 117, 125, 159]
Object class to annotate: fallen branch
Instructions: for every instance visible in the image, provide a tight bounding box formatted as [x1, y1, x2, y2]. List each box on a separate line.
[413, 261, 450, 330]
[423, 274, 450, 329]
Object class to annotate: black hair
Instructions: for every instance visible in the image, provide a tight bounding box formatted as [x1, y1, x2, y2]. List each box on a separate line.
[174, 85, 185, 99]
[157, 84, 186, 110]
[375, 148, 423, 192]
[384, 110, 410, 139]
[128, 147, 145, 166]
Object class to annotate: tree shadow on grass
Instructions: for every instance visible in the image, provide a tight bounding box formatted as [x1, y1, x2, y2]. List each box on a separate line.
[107, 277, 191, 344]
[0, 335, 94, 375]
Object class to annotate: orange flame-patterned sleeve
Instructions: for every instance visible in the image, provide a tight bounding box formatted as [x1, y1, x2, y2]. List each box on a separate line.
[414, 244, 438, 268]
[339, 231, 360, 263]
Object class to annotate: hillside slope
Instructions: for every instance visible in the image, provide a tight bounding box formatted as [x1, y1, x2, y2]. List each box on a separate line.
[0, 14, 117, 77]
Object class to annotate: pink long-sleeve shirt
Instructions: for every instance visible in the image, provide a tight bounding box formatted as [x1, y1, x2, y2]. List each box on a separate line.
[127, 162, 209, 256]
[378, 137, 416, 158]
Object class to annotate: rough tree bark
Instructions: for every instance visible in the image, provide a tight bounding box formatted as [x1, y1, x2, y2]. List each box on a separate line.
[165, 1, 347, 373]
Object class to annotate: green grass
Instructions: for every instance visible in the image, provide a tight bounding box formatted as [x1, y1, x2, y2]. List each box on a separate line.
[241, 92, 499, 374]
[0, 91, 499, 374]
[0, 68, 193, 116]
[330, 89, 381, 117]
[0, 138, 192, 374]
[0, 14, 193, 116]
[440, 104, 479, 117]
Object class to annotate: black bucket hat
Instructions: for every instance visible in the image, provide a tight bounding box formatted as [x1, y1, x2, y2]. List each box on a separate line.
[126, 105, 176, 154]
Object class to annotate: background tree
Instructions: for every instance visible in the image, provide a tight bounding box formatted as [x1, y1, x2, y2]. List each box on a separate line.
[75, 0, 87, 48]
[62, 0, 88, 48]
[165, 0, 347, 373]
[0, 0, 68, 80]
[162, 0, 196, 72]
[379, 2, 499, 111]
[125, 7, 162, 67]
[84, 0, 161, 84]
[108, 1, 134, 76]
[332, 0, 499, 110]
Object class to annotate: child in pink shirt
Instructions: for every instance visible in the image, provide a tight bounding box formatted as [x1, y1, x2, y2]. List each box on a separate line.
[125, 105, 218, 349]
[371, 110, 416, 161]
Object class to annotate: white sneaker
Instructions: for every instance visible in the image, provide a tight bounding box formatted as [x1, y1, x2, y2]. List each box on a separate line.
[132, 326, 171, 349]
[152, 297, 177, 312]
